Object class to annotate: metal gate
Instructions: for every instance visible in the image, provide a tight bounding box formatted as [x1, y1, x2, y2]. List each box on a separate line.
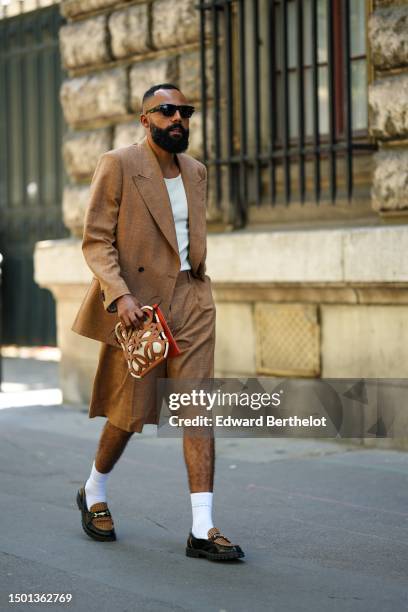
[0, 5, 68, 346]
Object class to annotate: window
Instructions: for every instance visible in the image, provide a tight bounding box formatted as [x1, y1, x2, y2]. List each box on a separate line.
[198, 0, 376, 227]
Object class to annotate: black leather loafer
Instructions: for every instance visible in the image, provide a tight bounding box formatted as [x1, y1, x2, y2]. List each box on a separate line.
[186, 527, 245, 561]
[76, 486, 116, 542]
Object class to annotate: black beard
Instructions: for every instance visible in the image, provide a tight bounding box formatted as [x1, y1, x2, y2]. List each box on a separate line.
[150, 122, 189, 153]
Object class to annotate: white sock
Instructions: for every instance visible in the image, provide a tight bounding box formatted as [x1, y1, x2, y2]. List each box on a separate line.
[84, 461, 109, 509]
[191, 492, 214, 539]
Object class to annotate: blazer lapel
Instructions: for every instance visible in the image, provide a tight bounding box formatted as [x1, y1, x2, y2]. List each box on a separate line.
[132, 136, 207, 273]
[132, 138, 180, 261]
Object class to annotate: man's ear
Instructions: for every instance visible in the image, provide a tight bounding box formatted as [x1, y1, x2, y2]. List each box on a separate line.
[140, 111, 149, 128]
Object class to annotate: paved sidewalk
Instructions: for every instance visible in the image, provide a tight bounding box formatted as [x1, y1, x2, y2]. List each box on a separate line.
[0, 356, 407, 612]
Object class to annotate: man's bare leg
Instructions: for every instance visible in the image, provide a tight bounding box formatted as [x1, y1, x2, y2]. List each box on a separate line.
[95, 420, 134, 473]
[183, 428, 214, 492]
[183, 428, 215, 538]
[77, 420, 133, 541]
[85, 420, 133, 508]
[183, 428, 244, 559]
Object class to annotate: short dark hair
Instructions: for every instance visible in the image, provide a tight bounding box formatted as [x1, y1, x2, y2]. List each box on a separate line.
[142, 83, 180, 108]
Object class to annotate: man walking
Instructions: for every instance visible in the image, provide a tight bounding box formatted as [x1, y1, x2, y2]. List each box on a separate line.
[71, 83, 244, 561]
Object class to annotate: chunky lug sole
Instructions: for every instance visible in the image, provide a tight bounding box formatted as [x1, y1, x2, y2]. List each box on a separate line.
[76, 489, 116, 542]
[186, 546, 244, 561]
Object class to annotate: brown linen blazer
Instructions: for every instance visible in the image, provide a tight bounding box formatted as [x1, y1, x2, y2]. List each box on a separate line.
[71, 135, 209, 348]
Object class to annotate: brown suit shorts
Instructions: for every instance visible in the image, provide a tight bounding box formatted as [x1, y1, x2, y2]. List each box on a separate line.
[88, 270, 216, 433]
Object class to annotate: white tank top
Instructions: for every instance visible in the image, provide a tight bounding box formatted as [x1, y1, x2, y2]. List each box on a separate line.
[163, 173, 191, 271]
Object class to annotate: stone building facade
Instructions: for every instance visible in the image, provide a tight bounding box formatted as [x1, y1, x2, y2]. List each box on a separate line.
[32, 0, 408, 447]
[35, 0, 212, 404]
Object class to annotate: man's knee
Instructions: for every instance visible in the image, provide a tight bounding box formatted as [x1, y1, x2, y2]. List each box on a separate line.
[106, 420, 133, 440]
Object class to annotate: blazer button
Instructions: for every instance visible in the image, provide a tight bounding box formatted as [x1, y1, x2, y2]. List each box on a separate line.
[138, 266, 144, 272]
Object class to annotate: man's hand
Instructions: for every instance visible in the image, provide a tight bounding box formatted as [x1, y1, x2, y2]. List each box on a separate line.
[116, 294, 145, 329]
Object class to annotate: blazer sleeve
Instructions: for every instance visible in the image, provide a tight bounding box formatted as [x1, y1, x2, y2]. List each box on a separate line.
[82, 152, 130, 312]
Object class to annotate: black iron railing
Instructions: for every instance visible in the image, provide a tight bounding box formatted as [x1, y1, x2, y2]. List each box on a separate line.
[198, 0, 377, 227]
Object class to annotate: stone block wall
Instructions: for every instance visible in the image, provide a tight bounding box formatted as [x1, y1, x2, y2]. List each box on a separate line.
[59, 0, 211, 236]
[31, 1, 408, 451]
[368, 1, 408, 214]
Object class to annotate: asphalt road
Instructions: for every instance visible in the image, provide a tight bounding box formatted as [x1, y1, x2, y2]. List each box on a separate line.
[0, 357, 407, 612]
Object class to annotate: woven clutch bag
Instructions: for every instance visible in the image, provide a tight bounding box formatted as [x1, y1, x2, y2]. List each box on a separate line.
[114, 304, 181, 379]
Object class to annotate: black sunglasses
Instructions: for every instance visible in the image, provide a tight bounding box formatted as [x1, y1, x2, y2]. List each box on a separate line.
[146, 104, 195, 119]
